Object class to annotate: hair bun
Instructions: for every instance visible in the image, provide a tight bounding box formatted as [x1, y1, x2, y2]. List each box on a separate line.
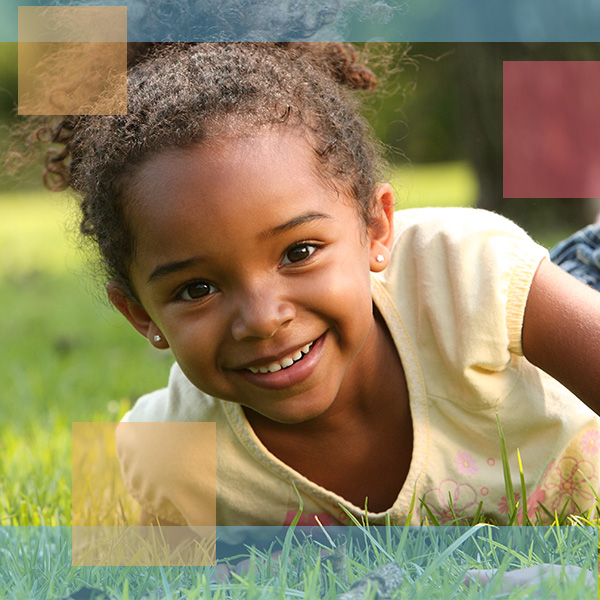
[289, 42, 377, 91]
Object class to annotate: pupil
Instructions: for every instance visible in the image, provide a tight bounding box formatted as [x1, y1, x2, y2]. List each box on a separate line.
[289, 246, 309, 262]
[188, 282, 209, 298]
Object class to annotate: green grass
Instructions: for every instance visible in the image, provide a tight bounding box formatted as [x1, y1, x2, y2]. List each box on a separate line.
[390, 160, 479, 210]
[1, 167, 598, 599]
[1, 189, 173, 529]
[0, 524, 596, 599]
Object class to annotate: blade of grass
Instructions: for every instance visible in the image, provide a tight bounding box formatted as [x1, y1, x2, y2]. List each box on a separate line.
[517, 448, 529, 525]
[421, 524, 490, 579]
[496, 412, 517, 519]
[418, 499, 441, 526]
[336, 506, 394, 562]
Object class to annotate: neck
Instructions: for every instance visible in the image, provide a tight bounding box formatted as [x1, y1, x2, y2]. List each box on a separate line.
[244, 305, 412, 510]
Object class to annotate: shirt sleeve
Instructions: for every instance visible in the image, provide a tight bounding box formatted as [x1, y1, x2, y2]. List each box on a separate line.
[379, 207, 549, 403]
[116, 418, 217, 527]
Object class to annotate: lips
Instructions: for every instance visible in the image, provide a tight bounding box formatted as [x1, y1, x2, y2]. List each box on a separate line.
[234, 333, 326, 390]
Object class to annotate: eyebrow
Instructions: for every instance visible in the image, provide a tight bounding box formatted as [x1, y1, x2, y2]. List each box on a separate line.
[259, 211, 331, 240]
[147, 257, 201, 284]
[147, 211, 331, 284]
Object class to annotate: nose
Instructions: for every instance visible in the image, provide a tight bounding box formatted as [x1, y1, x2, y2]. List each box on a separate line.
[230, 287, 295, 341]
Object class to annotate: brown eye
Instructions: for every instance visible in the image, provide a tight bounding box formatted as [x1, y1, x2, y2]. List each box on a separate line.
[282, 243, 317, 265]
[178, 281, 217, 301]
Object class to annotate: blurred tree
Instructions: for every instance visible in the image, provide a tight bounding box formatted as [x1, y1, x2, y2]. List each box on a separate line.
[370, 42, 600, 233]
[456, 43, 600, 230]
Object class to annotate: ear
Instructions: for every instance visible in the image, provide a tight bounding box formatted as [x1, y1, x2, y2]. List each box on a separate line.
[368, 183, 395, 272]
[106, 282, 169, 349]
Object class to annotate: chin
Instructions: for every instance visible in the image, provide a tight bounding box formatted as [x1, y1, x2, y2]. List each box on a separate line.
[272, 412, 321, 425]
[255, 399, 332, 426]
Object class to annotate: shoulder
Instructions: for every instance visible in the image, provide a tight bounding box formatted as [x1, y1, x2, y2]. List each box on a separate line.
[374, 207, 549, 387]
[392, 206, 542, 246]
[385, 207, 548, 290]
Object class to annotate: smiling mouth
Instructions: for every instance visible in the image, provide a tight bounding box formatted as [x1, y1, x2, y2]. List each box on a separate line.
[246, 341, 316, 374]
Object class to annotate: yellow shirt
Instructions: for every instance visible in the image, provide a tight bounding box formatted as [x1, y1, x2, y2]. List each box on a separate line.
[117, 208, 600, 537]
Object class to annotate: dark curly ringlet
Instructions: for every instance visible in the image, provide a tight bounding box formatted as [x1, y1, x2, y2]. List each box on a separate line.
[40, 43, 386, 300]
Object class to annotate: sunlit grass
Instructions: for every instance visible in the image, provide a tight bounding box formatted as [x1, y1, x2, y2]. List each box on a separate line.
[0, 189, 78, 274]
[391, 160, 479, 210]
[0, 422, 70, 527]
[0, 524, 596, 599]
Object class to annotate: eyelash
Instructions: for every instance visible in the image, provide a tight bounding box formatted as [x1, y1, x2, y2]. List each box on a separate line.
[280, 242, 320, 266]
[175, 280, 218, 302]
[174, 242, 321, 302]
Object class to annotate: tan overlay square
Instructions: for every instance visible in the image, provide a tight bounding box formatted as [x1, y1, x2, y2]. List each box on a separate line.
[18, 6, 127, 115]
[72, 422, 216, 566]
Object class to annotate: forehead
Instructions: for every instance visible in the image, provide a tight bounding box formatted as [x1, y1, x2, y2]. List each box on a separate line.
[126, 133, 361, 253]
[132, 132, 331, 212]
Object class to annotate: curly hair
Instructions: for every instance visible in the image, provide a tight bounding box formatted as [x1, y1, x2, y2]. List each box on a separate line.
[29, 43, 388, 300]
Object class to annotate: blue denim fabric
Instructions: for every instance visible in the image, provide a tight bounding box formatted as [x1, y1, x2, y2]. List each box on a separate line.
[550, 224, 600, 291]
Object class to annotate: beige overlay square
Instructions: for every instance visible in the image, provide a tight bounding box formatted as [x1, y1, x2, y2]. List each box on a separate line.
[72, 422, 216, 566]
[18, 7, 127, 115]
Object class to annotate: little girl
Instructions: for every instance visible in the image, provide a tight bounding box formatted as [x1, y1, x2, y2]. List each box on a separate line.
[32, 43, 600, 553]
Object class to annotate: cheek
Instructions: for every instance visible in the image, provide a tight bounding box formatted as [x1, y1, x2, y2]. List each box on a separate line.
[164, 312, 223, 368]
[171, 344, 228, 400]
[308, 261, 374, 325]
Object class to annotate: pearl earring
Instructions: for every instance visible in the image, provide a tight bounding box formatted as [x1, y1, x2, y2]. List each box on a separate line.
[153, 334, 162, 343]
[376, 254, 384, 263]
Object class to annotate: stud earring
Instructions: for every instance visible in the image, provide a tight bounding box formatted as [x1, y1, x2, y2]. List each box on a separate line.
[376, 254, 385, 263]
[153, 334, 162, 343]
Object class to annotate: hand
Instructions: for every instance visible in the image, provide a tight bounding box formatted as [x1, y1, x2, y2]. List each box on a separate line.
[464, 564, 596, 592]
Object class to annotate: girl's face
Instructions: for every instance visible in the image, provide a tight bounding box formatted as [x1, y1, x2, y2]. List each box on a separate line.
[110, 132, 395, 424]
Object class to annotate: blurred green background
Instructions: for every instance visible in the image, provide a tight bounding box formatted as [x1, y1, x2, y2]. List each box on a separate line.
[1, 42, 599, 525]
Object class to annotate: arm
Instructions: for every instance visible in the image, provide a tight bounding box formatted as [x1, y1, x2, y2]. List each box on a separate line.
[522, 257, 600, 411]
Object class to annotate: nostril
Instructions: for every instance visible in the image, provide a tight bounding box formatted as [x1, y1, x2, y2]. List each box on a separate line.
[230, 299, 295, 341]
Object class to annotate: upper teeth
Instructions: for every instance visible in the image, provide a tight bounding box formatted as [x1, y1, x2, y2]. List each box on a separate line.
[247, 343, 313, 374]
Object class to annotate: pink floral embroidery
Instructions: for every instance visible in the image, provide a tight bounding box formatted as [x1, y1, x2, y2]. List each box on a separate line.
[580, 430, 600, 456]
[543, 456, 598, 512]
[498, 484, 547, 523]
[455, 452, 479, 477]
[421, 479, 478, 524]
[518, 485, 547, 524]
[525, 484, 546, 514]
[498, 484, 546, 525]
[283, 511, 340, 527]
[497, 492, 520, 516]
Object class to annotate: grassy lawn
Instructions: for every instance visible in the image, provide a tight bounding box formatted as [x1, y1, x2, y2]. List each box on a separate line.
[1, 189, 174, 531]
[1, 165, 598, 598]
[390, 160, 479, 210]
[1, 524, 597, 599]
